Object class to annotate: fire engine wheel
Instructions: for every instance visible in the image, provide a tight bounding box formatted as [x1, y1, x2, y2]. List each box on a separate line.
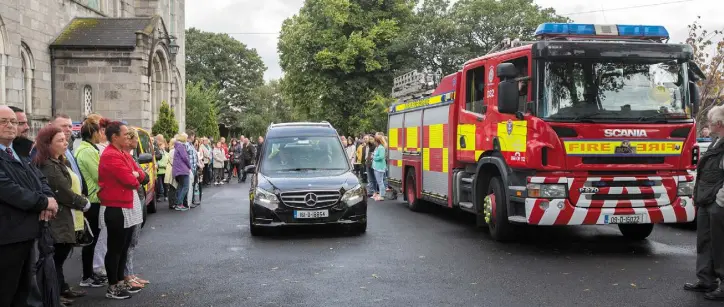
[486, 177, 515, 242]
[618, 224, 654, 240]
[406, 172, 422, 212]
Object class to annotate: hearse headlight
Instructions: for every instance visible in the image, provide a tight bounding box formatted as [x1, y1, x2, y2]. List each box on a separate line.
[527, 183, 567, 198]
[677, 181, 695, 196]
[254, 187, 279, 209]
[341, 184, 365, 206]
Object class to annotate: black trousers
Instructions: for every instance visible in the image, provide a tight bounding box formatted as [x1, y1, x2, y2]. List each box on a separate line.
[696, 203, 724, 286]
[53, 243, 74, 292]
[203, 165, 212, 185]
[240, 160, 251, 182]
[227, 162, 239, 182]
[0, 240, 35, 307]
[104, 207, 134, 285]
[81, 203, 101, 280]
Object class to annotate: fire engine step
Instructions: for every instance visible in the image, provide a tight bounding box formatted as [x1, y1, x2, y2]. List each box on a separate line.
[508, 216, 527, 223]
[461, 177, 473, 184]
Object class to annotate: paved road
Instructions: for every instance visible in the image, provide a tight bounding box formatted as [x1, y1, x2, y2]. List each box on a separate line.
[63, 182, 717, 307]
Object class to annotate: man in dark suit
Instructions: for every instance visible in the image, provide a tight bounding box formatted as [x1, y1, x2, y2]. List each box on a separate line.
[0, 106, 58, 307]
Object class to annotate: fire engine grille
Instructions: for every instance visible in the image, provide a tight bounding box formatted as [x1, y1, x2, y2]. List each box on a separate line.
[581, 157, 665, 165]
[279, 190, 341, 209]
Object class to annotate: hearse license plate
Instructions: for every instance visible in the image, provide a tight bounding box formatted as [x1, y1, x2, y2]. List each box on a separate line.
[606, 214, 643, 224]
[294, 210, 329, 219]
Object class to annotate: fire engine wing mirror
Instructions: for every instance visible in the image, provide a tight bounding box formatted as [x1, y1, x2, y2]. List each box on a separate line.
[498, 81, 519, 114]
[496, 63, 518, 79]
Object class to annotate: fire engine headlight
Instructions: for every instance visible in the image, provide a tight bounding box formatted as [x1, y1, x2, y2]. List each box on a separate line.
[341, 184, 365, 206]
[677, 181, 695, 196]
[527, 183, 567, 198]
[254, 187, 279, 210]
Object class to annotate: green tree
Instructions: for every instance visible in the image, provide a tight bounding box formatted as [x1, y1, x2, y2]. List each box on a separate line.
[239, 79, 296, 138]
[451, 0, 569, 59]
[185, 81, 220, 139]
[151, 101, 179, 140]
[410, 0, 466, 76]
[185, 28, 266, 129]
[685, 16, 724, 128]
[278, 0, 417, 135]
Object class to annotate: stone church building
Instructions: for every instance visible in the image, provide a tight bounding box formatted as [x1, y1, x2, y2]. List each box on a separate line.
[0, 0, 186, 136]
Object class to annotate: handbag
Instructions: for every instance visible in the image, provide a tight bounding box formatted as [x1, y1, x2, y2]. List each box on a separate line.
[75, 217, 94, 247]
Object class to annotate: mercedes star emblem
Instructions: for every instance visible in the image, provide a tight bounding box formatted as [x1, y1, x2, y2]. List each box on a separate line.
[304, 193, 318, 207]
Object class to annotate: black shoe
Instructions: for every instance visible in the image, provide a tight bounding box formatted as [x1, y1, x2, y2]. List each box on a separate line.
[62, 288, 87, 298]
[684, 282, 717, 293]
[123, 281, 143, 294]
[105, 284, 132, 300]
[705, 289, 724, 300]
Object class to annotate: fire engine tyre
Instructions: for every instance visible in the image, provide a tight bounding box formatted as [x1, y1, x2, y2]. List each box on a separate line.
[487, 177, 515, 242]
[406, 172, 422, 212]
[618, 224, 654, 240]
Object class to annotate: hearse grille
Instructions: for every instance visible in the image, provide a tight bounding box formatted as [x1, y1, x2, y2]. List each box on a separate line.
[279, 190, 341, 209]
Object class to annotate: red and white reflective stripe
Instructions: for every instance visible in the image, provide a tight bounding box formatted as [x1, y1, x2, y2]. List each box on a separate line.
[524, 197, 695, 225]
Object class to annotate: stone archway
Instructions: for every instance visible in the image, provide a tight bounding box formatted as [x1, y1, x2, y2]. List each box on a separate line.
[149, 43, 170, 122]
[172, 66, 184, 130]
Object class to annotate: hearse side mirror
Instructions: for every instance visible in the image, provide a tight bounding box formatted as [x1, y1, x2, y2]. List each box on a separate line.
[497, 63, 519, 115]
[138, 153, 153, 164]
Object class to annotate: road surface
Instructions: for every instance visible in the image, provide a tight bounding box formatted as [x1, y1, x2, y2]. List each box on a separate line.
[64, 182, 714, 307]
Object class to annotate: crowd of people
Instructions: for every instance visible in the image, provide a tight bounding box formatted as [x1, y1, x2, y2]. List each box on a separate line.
[0, 106, 267, 306]
[340, 132, 391, 201]
[152, 134, 261, 211]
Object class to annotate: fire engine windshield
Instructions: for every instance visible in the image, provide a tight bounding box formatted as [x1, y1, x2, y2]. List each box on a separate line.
[539, 59, 690, 122]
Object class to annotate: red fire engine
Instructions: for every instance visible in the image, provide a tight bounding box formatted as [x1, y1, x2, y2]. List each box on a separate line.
[387, 23, 702, 241]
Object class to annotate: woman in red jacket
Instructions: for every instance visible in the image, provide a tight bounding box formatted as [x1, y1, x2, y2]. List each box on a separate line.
[98, 121, 145, 300]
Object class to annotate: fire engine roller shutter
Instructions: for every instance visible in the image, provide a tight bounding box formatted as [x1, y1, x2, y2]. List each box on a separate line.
[422, 104, 450, 197]
[388, 113, 404, 182]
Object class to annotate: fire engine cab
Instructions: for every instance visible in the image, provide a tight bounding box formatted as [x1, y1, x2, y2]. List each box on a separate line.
[387, 23, 702, 241]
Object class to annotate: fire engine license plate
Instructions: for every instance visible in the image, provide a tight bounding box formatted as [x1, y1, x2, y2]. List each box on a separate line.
[294, 210, 329, 219]
[605, 214, 643, 224]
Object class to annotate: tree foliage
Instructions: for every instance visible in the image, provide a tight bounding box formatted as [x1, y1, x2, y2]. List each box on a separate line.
[185, 28, 266, 129]
[278, 0, 568, 134]
[236, 79, 295, 139]
[185, 81, 220, 139]
[151, 101, 179, 140]
[278, 0, 417, 135]
[685, 16, 724, 127]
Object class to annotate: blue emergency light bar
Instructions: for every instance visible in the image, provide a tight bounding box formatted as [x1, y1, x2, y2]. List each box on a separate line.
[534, 23, 669, 40]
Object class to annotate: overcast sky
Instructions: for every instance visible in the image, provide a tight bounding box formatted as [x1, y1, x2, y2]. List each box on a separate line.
[186, 0, 724, 81]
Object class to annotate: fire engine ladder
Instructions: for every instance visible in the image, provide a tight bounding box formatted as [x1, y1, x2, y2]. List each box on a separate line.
[391, 70, 439, 102]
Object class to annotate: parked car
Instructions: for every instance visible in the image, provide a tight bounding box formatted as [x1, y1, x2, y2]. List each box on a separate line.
[246, 122, 367, 236]
[131, 126, 160, 214]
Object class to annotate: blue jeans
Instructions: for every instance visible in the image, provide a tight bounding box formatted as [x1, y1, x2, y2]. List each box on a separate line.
[367, 166, 377, 194]
[156, 175, 165, 197]
[175, 175, 190, 206]
[374, 170, 386, 198]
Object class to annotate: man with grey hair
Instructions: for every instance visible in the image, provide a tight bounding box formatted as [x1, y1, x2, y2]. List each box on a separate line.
[686, 105, 724, 300]
[0, 106, 58, 307]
